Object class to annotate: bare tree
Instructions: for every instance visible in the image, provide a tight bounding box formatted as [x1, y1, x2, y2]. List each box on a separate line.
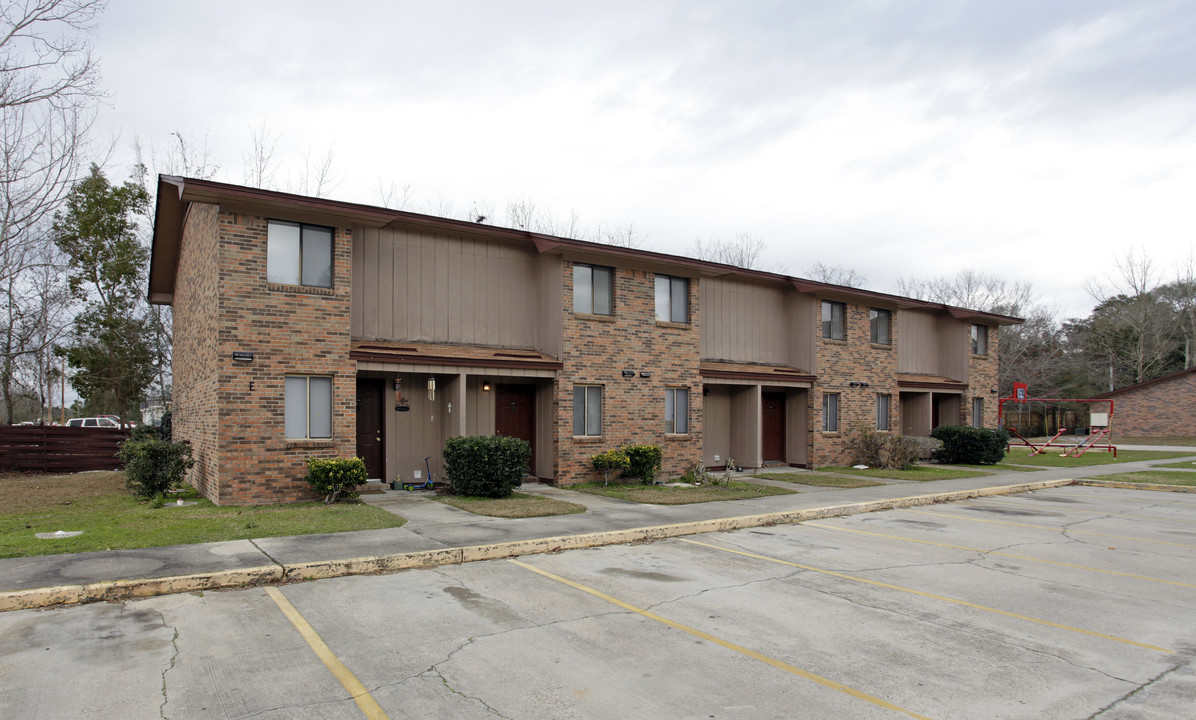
[805, 261, 866, 288]
[290, 144, 340, 198]
[0, 0, 104, 111]
[243, 120, 279, 188]
[687, 234, 773, 270]
[591, 222, 645, 248]
[1160, 254, 1196, 369]
[1084, 249, 1175, 386]
[377, 178, 413, 210]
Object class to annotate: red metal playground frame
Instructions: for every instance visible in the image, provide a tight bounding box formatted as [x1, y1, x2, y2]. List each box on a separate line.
[997, 382, 1117, 458]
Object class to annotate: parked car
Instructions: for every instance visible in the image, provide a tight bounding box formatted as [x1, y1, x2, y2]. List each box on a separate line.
[66, 417, 121, 428]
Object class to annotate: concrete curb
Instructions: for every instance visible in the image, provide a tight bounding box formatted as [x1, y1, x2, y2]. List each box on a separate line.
[0, 479, 1073, 612]
[1076, 479, 1196, 493]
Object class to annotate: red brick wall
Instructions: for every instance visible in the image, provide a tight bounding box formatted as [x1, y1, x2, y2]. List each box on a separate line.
[812, 301, 900, 467]
[555, 264, 703, 484]
[967, 324, 999, 428]
[1108, 371, 1196, 437]
[211, 212, 357, 504]
[172, 203, 222, 501]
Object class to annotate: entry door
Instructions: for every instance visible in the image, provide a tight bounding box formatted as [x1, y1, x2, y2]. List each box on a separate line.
[355, 379, 384, 480]
[762, 392, 786, 463]
[495, 384, 536, 475]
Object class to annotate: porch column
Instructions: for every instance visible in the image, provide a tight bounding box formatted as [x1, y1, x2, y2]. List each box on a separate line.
[452, 372, 468, 436]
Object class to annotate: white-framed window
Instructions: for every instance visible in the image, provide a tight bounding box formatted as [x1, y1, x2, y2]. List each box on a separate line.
[877, 393, 891, 431]
[285, 376, 333, 438]
[971, 324, 989, 355]
[573, 264, 613, 315]
[822, 392, 840, 432]
[572, 385, 603, 436]
[267, 220, 333, 288]
[655, 275, 688, 323]
[665, 387, 689, 434]
[972, 397, 984, 428]
[822, 301, 846, 340]
[870, 308, 891, 345]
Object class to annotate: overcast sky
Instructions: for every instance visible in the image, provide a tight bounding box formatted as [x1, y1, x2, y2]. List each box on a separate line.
[93, 0, 1196, 319]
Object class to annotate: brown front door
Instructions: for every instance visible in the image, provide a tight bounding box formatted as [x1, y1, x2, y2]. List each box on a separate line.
[356, 379, 384, 480]
[762, 392, 786, 463]
[495, 384, 535, 475]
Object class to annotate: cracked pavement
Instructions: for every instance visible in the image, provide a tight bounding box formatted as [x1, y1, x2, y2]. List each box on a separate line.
[2, 484, 1193, 719]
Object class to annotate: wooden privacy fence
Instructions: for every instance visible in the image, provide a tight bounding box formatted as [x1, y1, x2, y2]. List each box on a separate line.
[0, 426, 129, 473]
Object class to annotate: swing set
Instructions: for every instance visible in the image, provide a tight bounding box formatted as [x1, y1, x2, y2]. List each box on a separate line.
[997, 382, 1117, 458]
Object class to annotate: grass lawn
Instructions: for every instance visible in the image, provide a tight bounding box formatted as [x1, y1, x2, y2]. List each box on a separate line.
[751, 472, 885, 488]
[815, 466, 991, 481]
[998, 448, 1192, 467]
[435, 492, 586, 518]
[1091, 471, 1196, 486]
[1154, 460, 1196, 469]
[571, 480, 795, 504]
[0, 470, 406, 559]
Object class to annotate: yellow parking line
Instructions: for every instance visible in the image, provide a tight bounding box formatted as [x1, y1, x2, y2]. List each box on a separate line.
[903, 508, 1196, 548]
[508, 559, 932, 720]
[266, 587, 389, 720]
[805, 522, 1196, 589]
[678, 538, 1171, 654]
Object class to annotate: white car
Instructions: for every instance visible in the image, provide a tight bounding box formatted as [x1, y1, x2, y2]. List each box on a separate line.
[66, 417, 121, 428]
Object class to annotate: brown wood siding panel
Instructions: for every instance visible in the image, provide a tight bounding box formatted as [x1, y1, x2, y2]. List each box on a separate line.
[702, 277, 788, 364]
[351, 225, 365, 337]
[363, 226, 380, 339]
[378, 228, 394, 339]
[703, 386, 732, 465]
[789, 294, 815, 370]
[786, 389, 809, 466]
[730, 384, 762, 467]
[938, 316, 968, 381]
[898, 310, 938, 374]
[537, 256, 563, 359]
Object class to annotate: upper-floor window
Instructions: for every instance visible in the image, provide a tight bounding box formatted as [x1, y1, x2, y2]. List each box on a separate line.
[665, 387, 689, 433]
[573, 385, 603, 436]
[573, 264, 613, 315]
[655, 275, 689, 323]
[822, 301, 845, 340]
[267, 220, 333, 288]
[285, 375, 332, 439]
[971, 324, 989, 355]
[870, 308, 891, 345]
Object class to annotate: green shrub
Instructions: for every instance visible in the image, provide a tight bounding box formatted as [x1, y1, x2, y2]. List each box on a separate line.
[623, 443, 663, 484]
[930, 426, 1009, 465]
[305, 457, 367, 504]
[591, 448, 630, 486]
[845, 423, 924, 470]
[117, 431, 195, 499]
[443, 435, 531, 498]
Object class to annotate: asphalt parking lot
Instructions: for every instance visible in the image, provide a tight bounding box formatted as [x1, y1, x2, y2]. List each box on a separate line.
[2, 484, 1193, 719]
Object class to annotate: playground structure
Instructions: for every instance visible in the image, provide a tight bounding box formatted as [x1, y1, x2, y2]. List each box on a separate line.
[997, 382, 1117, 458]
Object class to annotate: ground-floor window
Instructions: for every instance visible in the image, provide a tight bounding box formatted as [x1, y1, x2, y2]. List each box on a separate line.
[877, 393, 891, 431]
[573, 385, 603, 436]
[665, 387, 689, 433]
[972, 397, 984, 428]
[285, 376, 332, 438]
[822, 392, 840, 432]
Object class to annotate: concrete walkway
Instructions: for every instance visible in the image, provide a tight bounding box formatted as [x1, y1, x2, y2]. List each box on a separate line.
[2, 449, 1193, 609]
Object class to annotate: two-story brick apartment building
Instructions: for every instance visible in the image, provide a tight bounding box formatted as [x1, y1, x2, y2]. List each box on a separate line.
[148, 176, 1019, 504]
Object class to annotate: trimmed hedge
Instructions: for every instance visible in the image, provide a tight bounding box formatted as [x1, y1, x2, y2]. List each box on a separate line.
[305, 457, 367, 504]
[623, 443, 663, 484]
[930, 425, 1009, 465]
[443, 435, 531, 498]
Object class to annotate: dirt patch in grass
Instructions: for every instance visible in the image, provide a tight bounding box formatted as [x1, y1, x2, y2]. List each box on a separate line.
[815, 466, 991, 481]
[999, 448, 1192, 467]
[435, 492, 586, 518]
[1092, 471, 1196, 486]
[0, 470, 406, 558]
[571, 481, 795, 504]
[752, 472, 885, 488]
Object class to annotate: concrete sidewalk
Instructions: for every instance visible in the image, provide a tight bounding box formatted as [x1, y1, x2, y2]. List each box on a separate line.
[2, 451, 1194, 611]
